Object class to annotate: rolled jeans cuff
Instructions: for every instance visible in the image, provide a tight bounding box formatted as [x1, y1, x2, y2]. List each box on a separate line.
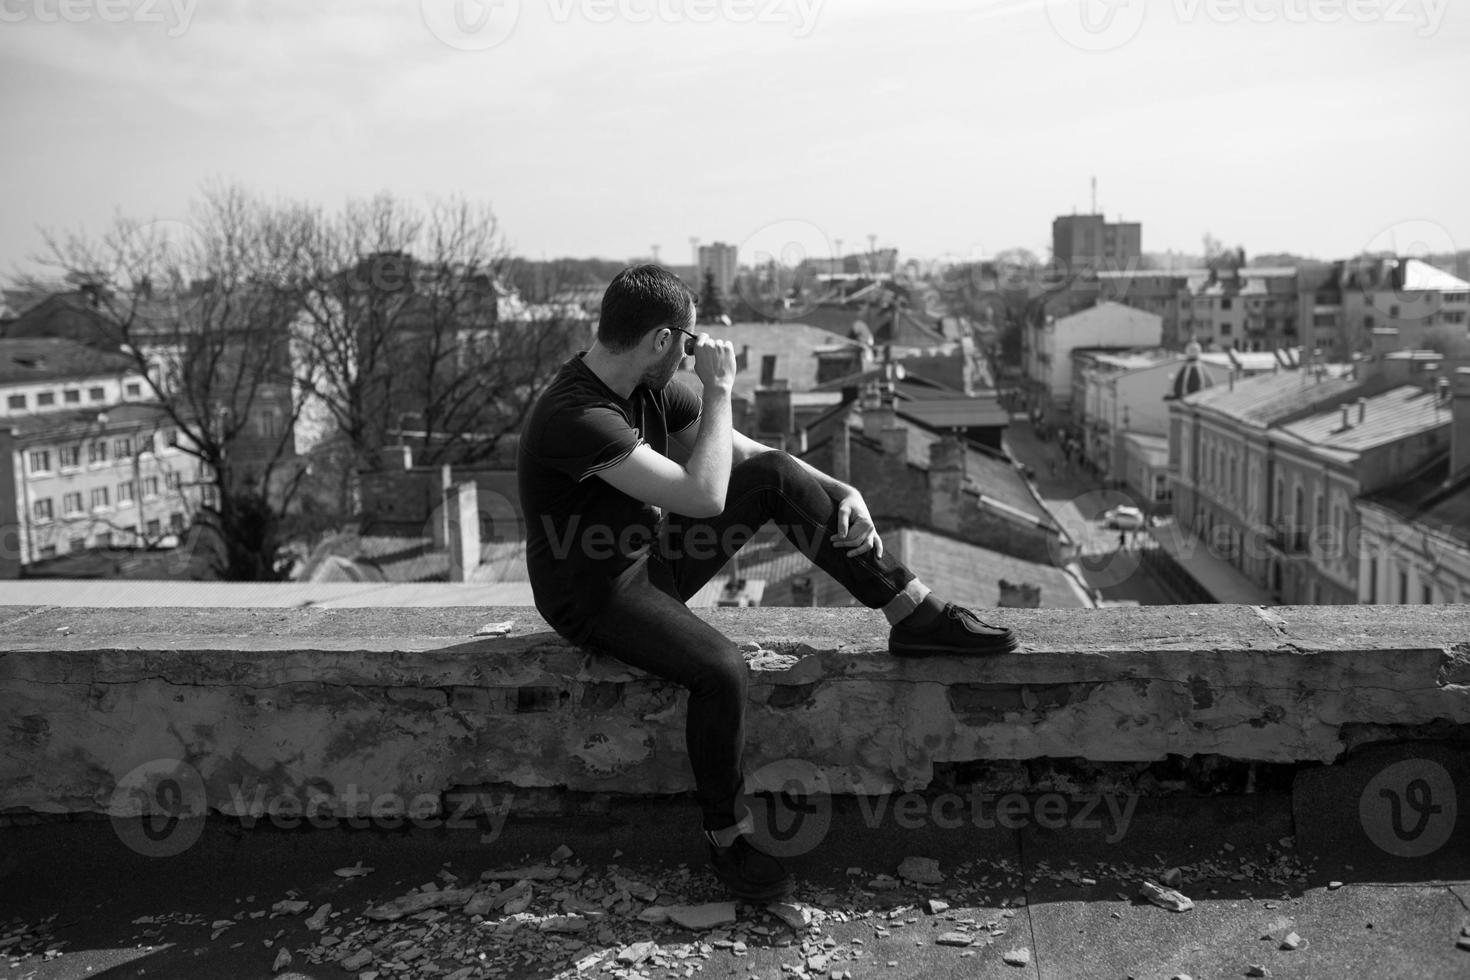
[703, 808, 755, 848]
[881, 577, 931, 626]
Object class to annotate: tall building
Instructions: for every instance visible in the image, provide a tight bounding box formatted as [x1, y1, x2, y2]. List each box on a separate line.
[1053, 214, 1142, 274]
[697, 242, 738, 299]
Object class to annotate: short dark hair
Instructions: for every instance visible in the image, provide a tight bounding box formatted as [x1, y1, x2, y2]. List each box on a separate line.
[597, 265, 695, 352]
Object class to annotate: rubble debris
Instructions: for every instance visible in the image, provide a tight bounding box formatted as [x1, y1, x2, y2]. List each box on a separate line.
[924, 899, 950, 915]
[935, 932, 973, 947]
[363, 888, 473, 921]
[1002, 947, 1031, 966]
[1280, 931, 1307, 951]
[1138, 880, 1194, 912]
[667, 903, 737, 930]
[897, 857, 944, 885]
[333, 861, 373, 878]
[304, 903, 331, 931]
[270, 947, 291, 972]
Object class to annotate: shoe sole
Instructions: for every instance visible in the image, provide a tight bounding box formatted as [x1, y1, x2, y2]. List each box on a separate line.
[889, 636, 1020, 657]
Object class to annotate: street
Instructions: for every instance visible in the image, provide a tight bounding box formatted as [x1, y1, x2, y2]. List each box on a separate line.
[1003, 417, 1182, 607]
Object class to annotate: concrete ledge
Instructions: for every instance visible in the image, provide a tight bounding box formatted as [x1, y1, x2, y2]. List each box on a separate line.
[2, 604, 1468, 816]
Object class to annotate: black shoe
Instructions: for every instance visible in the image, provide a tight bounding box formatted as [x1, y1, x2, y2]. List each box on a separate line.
[889, 603, 1019, 656]
[706, 833, 794, 902]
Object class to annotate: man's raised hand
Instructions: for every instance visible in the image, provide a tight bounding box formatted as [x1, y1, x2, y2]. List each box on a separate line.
[693, 335, 738, 391]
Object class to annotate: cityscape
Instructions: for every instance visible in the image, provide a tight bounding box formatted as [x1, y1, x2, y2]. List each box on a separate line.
[2, 3, 1468, 979]
[3, 203, 1467, 612]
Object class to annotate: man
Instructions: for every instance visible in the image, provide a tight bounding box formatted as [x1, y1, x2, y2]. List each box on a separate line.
[518, 265, 1018, 903]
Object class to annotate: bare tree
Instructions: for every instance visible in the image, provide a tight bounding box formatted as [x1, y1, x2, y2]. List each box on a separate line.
[289, 194, 588, 518]
[33, 184, 314, 580]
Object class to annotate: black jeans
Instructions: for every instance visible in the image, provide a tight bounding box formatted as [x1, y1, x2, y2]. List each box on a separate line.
[583, 451, 925, 831]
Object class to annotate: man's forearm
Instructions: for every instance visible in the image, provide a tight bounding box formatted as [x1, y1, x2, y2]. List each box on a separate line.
[687, 386, 735, 509]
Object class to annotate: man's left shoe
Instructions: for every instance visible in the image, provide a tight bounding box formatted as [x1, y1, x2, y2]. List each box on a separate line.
[705, 829, 794, 902]
[889, 602, 1019, 656]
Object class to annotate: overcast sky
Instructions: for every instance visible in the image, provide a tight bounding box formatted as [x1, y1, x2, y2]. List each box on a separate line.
[2, 0, 1466, 278]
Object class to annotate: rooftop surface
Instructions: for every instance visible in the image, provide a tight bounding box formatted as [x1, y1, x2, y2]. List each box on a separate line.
[0, 337, 135, 386]
[1278, 385, 1452, 457]
[1181, 366, 1358, 427]
[1362, 455, 1470, 549]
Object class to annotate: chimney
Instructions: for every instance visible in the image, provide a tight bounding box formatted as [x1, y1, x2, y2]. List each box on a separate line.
[754, 383, 793, 436]
[861, 386, 897, 442]
[1357, 397, 1367, 425]
[1453, 367, 1470, 481]
[928, 435, 967, 532]
[1340, 404, 1352, 430]
[998, 579, 1041, 609]
[880, 423, 908, 460]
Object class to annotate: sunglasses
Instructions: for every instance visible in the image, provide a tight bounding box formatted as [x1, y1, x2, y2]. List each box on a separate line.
[672, 326, 698, 356]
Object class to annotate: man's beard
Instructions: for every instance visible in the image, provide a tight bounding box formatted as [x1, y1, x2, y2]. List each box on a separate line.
[640, 345, 684, 390]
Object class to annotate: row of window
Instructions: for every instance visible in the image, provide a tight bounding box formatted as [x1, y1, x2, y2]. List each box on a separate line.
[5, 382, 144, 413]
[32, 514, 188, 559]
[26, 430, 177, 475]
[30, 474, 183, 522]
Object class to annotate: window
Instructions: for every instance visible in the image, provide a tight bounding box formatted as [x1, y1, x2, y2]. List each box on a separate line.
[1222, 299, 1233, 311]
[59, 445, 81, 469]
[28, 449, 51, 474]
[170, 512, 185, 534]
[1390, 306, 1400, 318]
[97, 531, 112, 549]
[125, 382, 142, 398]
[91, 487, 110, 510]
[38, 545, 56, 559]
[88, 386, 105, 402]
[760, 355, 777, 386]
[63, 389, 81, 405]
[1422, 584, 1434, 605]
[6, 394, 25, 410]
[162, 427, 179, 449]
[143, 476, 160, 498]
[32, 498, 53, 522]
[113, 437, 133, 458]
[68, 536, 87, 553]
[1398, 569, 1409, 605]
[200, 484, 219, 509]
[164, 471, 180, 491]
[62, 492, 83, 515]
[146, 519, 161, 538]
[1221, 324, 1233, 337]
[88, 441, 108, 465]
[37, 391, 54, 407]
[1368, 557, 1378, 603]
[118, 480, 135, 505]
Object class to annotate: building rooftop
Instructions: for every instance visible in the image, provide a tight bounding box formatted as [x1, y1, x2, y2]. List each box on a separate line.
[1400, 258, 1470, 293]
[3, 400, 173, 442]
[1277, 385, 1453, 457]
[1181, 364, 1357, 426]
[684, 322, 864, 398]
[0, 337, 135, 386]
[1362, 455, 1470, 549]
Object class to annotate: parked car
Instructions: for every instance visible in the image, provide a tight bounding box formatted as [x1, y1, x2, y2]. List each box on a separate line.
[1103, 505, 1146, 530]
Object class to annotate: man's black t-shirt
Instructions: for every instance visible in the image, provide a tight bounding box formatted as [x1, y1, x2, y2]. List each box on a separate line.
[518, 352, 701, 642]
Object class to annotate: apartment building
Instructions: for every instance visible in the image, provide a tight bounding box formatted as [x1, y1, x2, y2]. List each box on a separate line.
[1052, 214, 1141, 274]
[1022, 302, 1163, 421]
[0, 338, 151, 420]
[697, 242, 738, 299]
[1, 402, 207, 574]
[1338, 258, 1470, 356]
[1356, 368, 1470, 604]
[1170, 352, 1463, 604]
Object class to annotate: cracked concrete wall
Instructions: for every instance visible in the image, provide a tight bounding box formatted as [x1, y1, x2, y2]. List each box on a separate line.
[1, 603, 1468, 816]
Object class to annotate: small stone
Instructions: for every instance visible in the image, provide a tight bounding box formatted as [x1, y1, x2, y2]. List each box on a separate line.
[767, 903, 812, 931]
[1080, 877, 1097, 886]
[537, 915, 589, 934]
[363, 888, 473, 921]
[1138, 881, 1193, 913]
[271, 899, 309, 915]
[1222, 843, 1236, 853]
[935, 932, 972, 947]
[1328, 881, 1343, 890]
[1280, 931, 1306, 951]
[333, 862, 373, 878]
[924, 899, 950, 915]
[1246, 966, 1269, 978]
[668, 903, 737, 931]
[462, 891, 497, 917]
[617, 940, 657, 965]
[1002, 947, 1031, 966]
[304, 903, 331, 931]
[339, 948, 373, 970]
[807, 953, 829, 971]
[1162, 868, 1183, 888]
[637, 906, 671, 924]
[271, 947, 292, 972]
[480, 865, 560, 881]
[549, 844, 575, 865]
[1456, 936, 1470, 952]
[897, 857, 944, 885]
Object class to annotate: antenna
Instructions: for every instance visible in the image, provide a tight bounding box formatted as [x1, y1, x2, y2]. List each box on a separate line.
[1091, 176, 1098, 215]
[651, 244, 661, 264]
[690, 237, 700, 267]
